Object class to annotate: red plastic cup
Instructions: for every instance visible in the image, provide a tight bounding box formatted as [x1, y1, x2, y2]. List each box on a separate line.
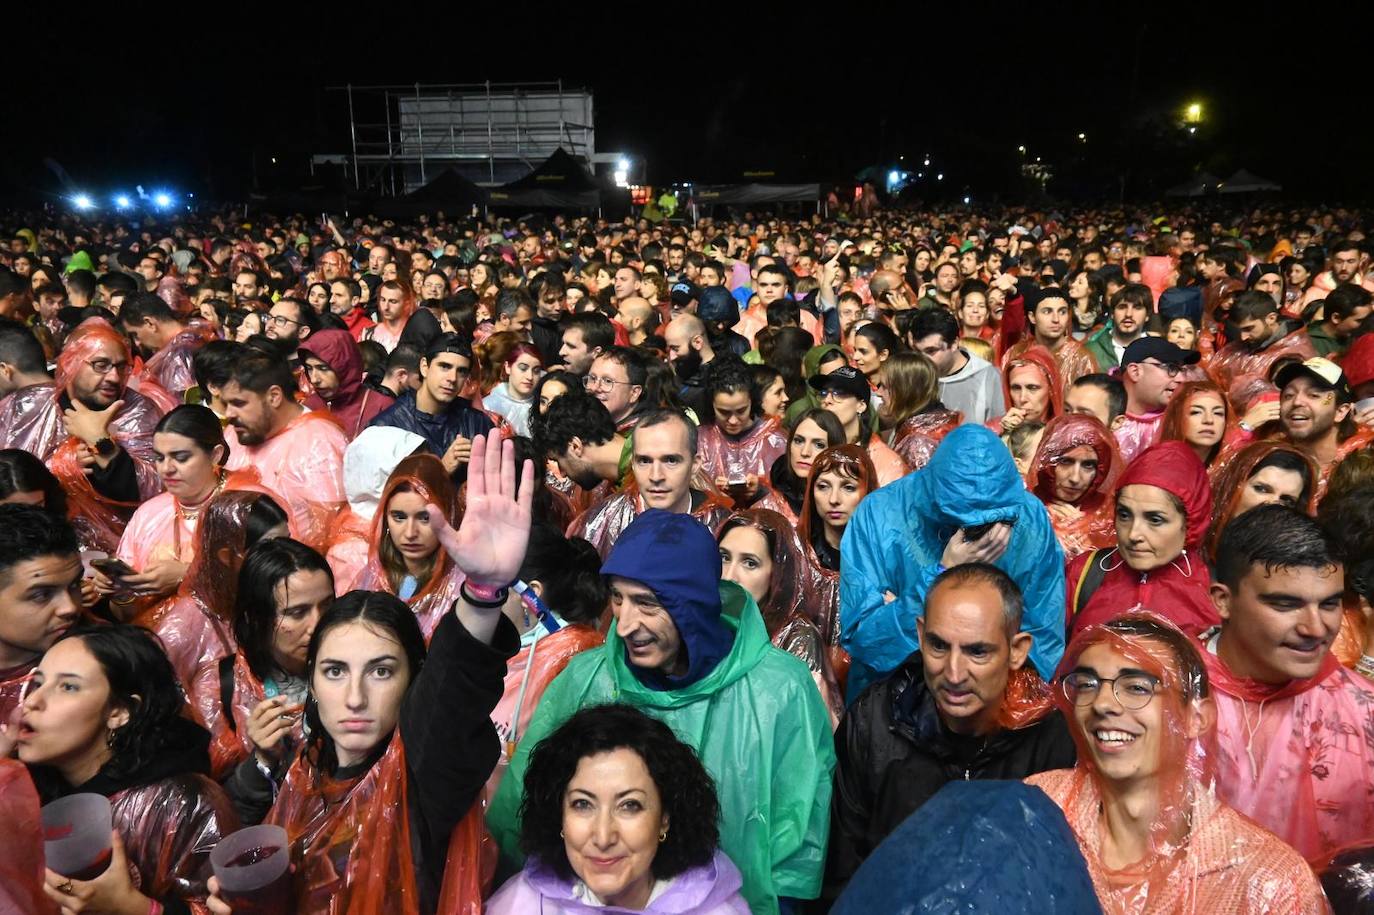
[41, 793, 113, 880]
[210, 825, 292, 915]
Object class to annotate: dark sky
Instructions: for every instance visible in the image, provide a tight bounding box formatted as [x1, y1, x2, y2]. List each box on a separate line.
[7, 6, 1369, 204]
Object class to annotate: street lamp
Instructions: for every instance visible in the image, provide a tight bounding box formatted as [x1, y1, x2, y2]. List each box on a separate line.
[1185, 102, 1203, 124]
[1077, 132, 1086, 142]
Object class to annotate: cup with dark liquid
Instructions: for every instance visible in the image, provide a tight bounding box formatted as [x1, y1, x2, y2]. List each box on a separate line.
[210, 825, 292, 915]
[41, 793, 113, 881]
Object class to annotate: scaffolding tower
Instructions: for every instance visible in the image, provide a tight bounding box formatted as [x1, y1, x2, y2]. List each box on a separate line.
[318, 81, 617, 195]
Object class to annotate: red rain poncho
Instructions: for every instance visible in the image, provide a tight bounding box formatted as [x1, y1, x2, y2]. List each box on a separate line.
[224, 409, 348, 550]
[997, 344, 1065, 424]
[0, 319, 165, 551]
[1207, 326, 1317, 398]
[348, 454, 466, 640]
[696, 415, 788, 483]
[1066, 442, 1217, 636]
[1200, 634, 1374, 864]
[1029, 613, 1327, 914]
[0, 759, 49, 915]
[1002, 336, 1096, 399]
[299, 329, 396, 439]
[1027, 414, 1123, 560]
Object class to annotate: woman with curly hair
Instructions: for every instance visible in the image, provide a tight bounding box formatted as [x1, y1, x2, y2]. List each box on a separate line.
[7, 624, 236, 912]
[489, 703, 749, 913]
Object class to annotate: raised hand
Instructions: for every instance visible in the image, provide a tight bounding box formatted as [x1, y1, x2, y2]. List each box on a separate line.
[427, 433, 534, 587]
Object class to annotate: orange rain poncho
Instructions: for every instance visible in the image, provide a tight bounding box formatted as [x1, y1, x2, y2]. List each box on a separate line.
[0, 759, 48, 915]
[0, 318, 164, 551]
[1158, 378, 1239, 472]
[349, 454, 466, 640]
[997, 344, 1065, 425]
[1002, 336, 1096, 400]
[889, 407, 962, 471]
[1027, 414, 1123, 560]
[1028, 613, 1327, 914]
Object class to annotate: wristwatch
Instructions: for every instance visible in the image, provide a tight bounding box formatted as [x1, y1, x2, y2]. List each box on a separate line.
[94, 436, 118, 458]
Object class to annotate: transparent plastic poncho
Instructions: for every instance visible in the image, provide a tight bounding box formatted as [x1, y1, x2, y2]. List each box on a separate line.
[1026, 413, 1123, 560]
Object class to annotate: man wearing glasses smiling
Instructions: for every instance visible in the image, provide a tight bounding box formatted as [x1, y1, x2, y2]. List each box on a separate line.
[1114, 337, 1199, 462]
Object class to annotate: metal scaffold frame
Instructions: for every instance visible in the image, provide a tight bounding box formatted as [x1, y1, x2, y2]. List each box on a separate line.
[320, 80, 597, 195]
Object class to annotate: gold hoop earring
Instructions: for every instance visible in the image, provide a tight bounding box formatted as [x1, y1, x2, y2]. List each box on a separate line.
[658, 829, 668, 843]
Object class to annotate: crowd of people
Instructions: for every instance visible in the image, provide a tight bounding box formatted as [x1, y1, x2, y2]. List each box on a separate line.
[0, 198, 1372, 913]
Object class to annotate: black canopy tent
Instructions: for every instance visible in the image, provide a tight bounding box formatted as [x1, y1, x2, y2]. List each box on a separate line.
[369, 168, 489, 219]
[487, 147, 601, 209]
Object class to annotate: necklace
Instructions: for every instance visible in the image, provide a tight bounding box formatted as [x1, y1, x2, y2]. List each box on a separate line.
[172, 472, 227, 561]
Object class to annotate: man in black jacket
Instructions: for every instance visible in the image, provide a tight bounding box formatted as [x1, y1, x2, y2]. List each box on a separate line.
[822, 563, 1076, 905]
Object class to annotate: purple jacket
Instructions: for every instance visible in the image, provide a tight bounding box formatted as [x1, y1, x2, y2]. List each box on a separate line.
[485, 851, 751, 914]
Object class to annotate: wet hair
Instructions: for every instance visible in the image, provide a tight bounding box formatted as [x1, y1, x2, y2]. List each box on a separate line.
[532, 389, 617, 457]
[634, 407, 697, 456]
[1250, 449, 1315, 508]
[235, 538, 334, 682]
[518, 524, 608, 625]
[531, 369, 581, 411]
[54, 624, 190, 781]
[1095, 615, 1209, 702]
[0, 503, 79, 585]
[0, 449, 66, 517]
[518, 703, 720, 882]
[303, 590, 427, 771]
[245, 494, 289, 546]
[929, 562, 1024, 638]
[191, 339, 242, 394]
[855, 321, 902, 359]
[119, 291, 177, 326]
[703, 354, 756, 417]
[226, 352, 298, 398]
[1215, 503, 1344, 589]
[154, 404, 228, 464]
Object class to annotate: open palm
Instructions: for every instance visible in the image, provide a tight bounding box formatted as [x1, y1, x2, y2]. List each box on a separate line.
[427, 433, 534, 586]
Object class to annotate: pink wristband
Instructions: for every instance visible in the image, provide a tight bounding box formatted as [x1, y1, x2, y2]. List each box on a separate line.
[463, 580, 508, 603]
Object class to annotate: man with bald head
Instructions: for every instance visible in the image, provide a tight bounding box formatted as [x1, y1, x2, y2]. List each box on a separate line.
[665, 314, 716, 416]
[869, 269, 913, 311]
[615, 296, 656, 347]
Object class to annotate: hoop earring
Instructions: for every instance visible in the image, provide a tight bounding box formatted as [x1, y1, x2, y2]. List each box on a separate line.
[658, 829, 668, 843]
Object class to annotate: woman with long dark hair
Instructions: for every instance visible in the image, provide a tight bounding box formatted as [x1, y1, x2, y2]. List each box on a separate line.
[758, 408, 845, 524]
[7, 624, 236, 912]
[207, 432, 533, 915]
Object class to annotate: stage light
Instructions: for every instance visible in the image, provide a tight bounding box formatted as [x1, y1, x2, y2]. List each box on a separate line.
[888, 170, 901, 185]
[1017, 145, 1026, 154]
[153, 191, 173, 208]
[114, 194, 132, 209]
[72, 194, 94, 210]
[936, 173, 944, 181]
[1185, 102, 1203, 123]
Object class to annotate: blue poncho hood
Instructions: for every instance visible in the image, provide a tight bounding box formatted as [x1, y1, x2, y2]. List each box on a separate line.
[601, 509, 733, 690]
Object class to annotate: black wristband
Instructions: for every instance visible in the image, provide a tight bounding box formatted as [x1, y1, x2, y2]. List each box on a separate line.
[460, 582, 508, 608]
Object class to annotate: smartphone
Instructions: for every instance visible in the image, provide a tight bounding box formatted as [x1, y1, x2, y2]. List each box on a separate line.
[727, 476, 751, 500]
[962, 518, 1015, 543]
[91, 557, 136, 579]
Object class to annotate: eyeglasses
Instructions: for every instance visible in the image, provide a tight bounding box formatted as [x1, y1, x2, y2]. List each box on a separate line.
[85, 358, 131, 377]
[1139, 359, 1182, 377]
[583, 374, 633, 392]
[818, 389, 855, 403]
[268, 314, 301, 327]
[1060, 671, 1161, 710]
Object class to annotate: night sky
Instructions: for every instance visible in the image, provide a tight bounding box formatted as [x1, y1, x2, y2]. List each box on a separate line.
[7, 6, 1368, 204]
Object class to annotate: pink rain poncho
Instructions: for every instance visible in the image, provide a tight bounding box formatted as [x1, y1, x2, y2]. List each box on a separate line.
[0, 319, 164, 551]
[889, 408, 962, 471]
[224, 409, 348, 550]
[134, 325, 215, 409]
[1028, 613, 1328, 914]
[0, 759, 48, 915]
[115, 467, 272, 576]
[1200, 635, 1374, 864]
[567, 484, 734, 560]
[696, 415, 788, 482]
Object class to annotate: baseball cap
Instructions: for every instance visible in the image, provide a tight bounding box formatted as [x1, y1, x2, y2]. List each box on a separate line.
[1120, 336, 1202, 368]
[697, 286, 738, 324]
[669, 281, 700, 307]
[1273, 357, 1352, 402]
[807, 365, 870, 400]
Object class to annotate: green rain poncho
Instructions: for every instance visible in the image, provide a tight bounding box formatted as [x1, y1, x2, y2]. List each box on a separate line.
[487, 582, 836, 915]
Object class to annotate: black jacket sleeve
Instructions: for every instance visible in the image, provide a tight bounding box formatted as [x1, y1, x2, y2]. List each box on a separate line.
[87, 447, 140, 503]
[821, 700, 877, 906]
[402, 610, 518, 914]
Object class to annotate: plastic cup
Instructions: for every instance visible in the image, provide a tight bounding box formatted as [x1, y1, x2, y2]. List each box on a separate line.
[210, 824, 292, 915]
[42, 793, 113, 880]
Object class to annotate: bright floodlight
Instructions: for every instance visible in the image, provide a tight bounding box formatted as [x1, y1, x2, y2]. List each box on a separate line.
[153, 192, 173, 208]
[936, 173, 944, 181]
[114, 194, 132, 209]
[1017, 145, 1026, 154]
[888, 170, 901, 185]
[1185, 102, 1202, 123]
[72, 194, 94, 210]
